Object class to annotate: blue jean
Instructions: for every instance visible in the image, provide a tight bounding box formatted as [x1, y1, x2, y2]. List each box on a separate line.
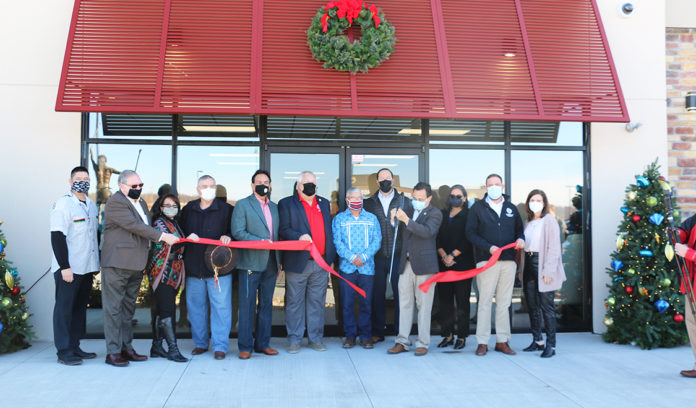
[238, 258, 277, 353]
[372, 255, 400, 338]
[340, 271, 374, 340]
[185, 274, 232, 353]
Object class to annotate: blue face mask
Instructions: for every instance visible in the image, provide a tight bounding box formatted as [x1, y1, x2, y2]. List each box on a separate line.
[412, 199, 427, 211]
[487, 185, 503, 200]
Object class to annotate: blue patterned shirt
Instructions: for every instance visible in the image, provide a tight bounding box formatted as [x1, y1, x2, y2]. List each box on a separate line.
[332, 209, 382, 275]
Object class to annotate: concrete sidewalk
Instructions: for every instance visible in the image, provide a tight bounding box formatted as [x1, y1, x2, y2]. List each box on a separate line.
[1, 333, 695, 408]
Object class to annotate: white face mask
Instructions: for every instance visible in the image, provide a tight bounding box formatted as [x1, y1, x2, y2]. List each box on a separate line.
[162, 207, 179, 218]
[487, 185, 503, 200]
[529, 201, 544, 214]
[200, 187, 216, 201]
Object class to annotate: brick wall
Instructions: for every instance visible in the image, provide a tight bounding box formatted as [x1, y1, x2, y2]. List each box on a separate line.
[667, 28, 696, 217]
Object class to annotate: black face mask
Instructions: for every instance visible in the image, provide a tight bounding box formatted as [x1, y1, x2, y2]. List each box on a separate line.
[255, 184, 269, 197]
[448, 197, 464, 208]
[127, 188, 142, 200]
[302, 182, 316, 197]
[378, 180, 392, 193]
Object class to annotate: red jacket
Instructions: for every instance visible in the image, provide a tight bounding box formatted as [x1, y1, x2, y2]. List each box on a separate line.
[678, 215, 696, 294]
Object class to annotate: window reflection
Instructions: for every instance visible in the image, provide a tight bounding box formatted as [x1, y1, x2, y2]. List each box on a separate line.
[350, 154, 419, 197]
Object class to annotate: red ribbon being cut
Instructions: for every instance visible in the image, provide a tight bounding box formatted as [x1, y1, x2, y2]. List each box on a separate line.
[418, 242, 518, 293]
[178, 237, 366, 298]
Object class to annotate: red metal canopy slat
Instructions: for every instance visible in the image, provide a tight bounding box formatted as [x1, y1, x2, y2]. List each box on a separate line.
[56, 0, 629, 122]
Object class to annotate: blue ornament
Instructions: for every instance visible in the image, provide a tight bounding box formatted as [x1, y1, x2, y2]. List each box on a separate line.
[649, 213, 664, 226]
[613, 277, 624, 282]
[10, 270, 17, 279]
[654, 299, 670, 313]
[639, 249, 654, 257]
[0, 322, 3, 334]
[620, 206, 630, 215]
[636, 176, 650, 188]
[0, 241, 3, 253]
[611, 260, 624, 272]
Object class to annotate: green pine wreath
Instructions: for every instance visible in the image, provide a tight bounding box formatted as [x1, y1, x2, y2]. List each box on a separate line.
[307, 1, 396, 74]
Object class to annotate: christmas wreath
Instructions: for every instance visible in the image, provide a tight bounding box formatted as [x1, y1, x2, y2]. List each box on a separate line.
[307, 0, 396, 74]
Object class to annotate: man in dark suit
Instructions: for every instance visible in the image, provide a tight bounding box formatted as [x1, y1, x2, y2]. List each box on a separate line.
[387, 182, 442, 356]
[101, 170, 179, 367]
[231, 169, 281, 360]
[278, 171, 336, 354]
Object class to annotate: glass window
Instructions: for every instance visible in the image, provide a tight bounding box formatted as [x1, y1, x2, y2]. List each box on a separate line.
[428, 120, 505, 145]
[90, 113, 172, 140]
[511, 121, 582, 146]
[350, 154, 419, 198]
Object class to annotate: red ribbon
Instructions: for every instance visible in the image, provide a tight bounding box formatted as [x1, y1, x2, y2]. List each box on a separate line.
[321, 0, 381, 33]
[178, 237, 366, 298]
[418, 243, 518, 293]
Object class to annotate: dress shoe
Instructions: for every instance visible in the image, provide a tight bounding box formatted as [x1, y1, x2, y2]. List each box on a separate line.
[214, 351, 226, 360]
[523, 340, 545, 352]
[414, 347, 428, 356]
[287, 343, 301, 354]
[309, 342, 327, 351]
[57, 353, 83, 366]
[121, 349, 148, 362]
[370, 336, 385, 344]
[105, 353, 129, 367]
[437, 337, 454, 348]
[359, 340, 374, 349]
[453, 338, 465, 350]
[343, 338, 356, 349]
[255, 348, 278, 355]
[540, 344, 555, 358]
[494, 342, 516, 355]
[191, 347, 208, 355]
[680, 369, 696, 378]
[73, 347, 97, 359]
[475, 344, 487, 356]
[238, 351, 251, 360]
[387, 343, 407, 354]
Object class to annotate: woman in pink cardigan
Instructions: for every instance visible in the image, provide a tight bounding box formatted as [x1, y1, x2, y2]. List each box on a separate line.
[520, 189, 566, 358]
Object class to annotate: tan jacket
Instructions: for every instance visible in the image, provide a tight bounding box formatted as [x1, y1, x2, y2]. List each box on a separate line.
[520, 213, 566, 292]
[101, 191, 162, 271]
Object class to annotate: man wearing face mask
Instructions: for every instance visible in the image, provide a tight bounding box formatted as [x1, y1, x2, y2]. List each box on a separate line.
[278, 171, 336, 353]
[50, 166, 100, 365]
[332, 188, 382, 349]
[179, 175, 234, 360]
[387, 182, 442, 356]
[101, 170, 180, 367]
[230, 169, 281, 359]
[362, 168, 412, 343]
[466, 173, 525, 356]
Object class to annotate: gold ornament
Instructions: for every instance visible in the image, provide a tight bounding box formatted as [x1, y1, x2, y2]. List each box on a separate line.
[626, 191, 638, 201]
[603, 317, 614, 326]
[626, 268, 635, 275]
[21, 312, 28, 320]
[616, 235, 624, 251]
[655, 233, 660, 244]
[0, 218, 3, 226]
[4, 270, 14, 290]
[665, 244, 675, 262]
[660, 180, 670, 191]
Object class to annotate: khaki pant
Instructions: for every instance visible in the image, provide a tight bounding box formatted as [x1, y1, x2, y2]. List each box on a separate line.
[686, 300, 696, 369]
[475, 260, 516, 345]
[396, 262, 435, 349]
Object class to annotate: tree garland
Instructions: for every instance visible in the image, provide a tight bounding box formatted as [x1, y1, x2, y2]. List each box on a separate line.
[307, 0, 396, 74]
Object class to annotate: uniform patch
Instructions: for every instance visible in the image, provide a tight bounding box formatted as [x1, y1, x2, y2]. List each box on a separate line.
[506, 208, 514, 217]
[73, 218, 86, 223]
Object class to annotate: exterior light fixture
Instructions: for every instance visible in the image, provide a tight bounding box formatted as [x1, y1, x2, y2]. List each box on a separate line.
[687, 91, 696, 113]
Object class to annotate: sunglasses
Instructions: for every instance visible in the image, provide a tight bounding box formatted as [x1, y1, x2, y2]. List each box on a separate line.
[129, 183, 144, 189]
[450, 194, 464, 199]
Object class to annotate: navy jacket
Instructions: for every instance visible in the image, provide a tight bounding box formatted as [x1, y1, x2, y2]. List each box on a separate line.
[278, 194, 336, 273]
[465, 194, 523, 263]
[179, 198, 234, 279]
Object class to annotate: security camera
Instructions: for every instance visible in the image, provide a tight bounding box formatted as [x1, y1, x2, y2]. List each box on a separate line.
[619, 3, 634, 17]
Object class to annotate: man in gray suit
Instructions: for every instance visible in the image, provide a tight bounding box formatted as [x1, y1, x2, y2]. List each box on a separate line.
[387, 182, 442, 356]
[101, 170, 179, 367]
[231, 169, 281, 360]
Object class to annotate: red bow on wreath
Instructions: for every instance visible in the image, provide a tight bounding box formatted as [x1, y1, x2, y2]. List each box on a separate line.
[322, 0, 381, 33]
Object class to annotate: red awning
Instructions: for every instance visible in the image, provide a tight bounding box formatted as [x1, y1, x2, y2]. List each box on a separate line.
[56, 0, 629, 122]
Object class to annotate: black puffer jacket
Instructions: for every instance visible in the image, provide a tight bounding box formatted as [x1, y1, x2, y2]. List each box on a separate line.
[363, 189, 413, 259]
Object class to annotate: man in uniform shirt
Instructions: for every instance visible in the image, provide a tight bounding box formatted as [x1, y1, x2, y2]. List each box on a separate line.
[50, 166, 100, 365]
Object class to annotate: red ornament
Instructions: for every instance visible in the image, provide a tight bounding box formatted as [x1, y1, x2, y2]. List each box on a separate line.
[674, 314, 684, 323]
[631, 215, 641, 223]
[11, 286, 20, 296]
[625, 286, 633, 294]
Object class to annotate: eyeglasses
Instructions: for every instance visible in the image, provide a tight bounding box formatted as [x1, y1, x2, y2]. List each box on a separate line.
[450, 194, 464, 199]
[129, 183, 144, 189]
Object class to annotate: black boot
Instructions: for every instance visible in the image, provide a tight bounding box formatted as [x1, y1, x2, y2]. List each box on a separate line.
[159, 317, 188, 363]
[540, 343, 555, 358]
[150, 316, 167, 358]
[523, 339, 544, 352]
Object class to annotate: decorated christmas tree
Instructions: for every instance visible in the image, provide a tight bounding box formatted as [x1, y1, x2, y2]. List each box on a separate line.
[0, 220, 33, 353]
[603, 161, 688, 349]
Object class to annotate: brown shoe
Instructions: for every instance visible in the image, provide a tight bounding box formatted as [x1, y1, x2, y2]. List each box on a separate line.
[681, 369, 696, 378]
[256, 348, 278, 356]
[238, 351, 251, 360]
[191, 347, 208, 355]
[105, 353, 129, 367]
[121, 349, 148, 362]
[214, 351, 226, 360]
[359, 340, 374, 349]
[343, 338, 356, 348]
[494, 342, 516, 355]
[371, 336, 385, 344]
[387, 343, 407, 354]
[414, 347, 428, 356]
[475, 344, 488, 356]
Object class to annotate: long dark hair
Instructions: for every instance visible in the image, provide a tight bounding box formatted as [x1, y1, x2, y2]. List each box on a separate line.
[446, 184, 468, 211]
[525, 189, 549, 221]
[152, 193, 181, 221]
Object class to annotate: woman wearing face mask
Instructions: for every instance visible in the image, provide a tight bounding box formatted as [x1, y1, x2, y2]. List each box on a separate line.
[145, 193, 189, 362]
[435, 185, 476, 349]
[520, 189, 566, 358]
